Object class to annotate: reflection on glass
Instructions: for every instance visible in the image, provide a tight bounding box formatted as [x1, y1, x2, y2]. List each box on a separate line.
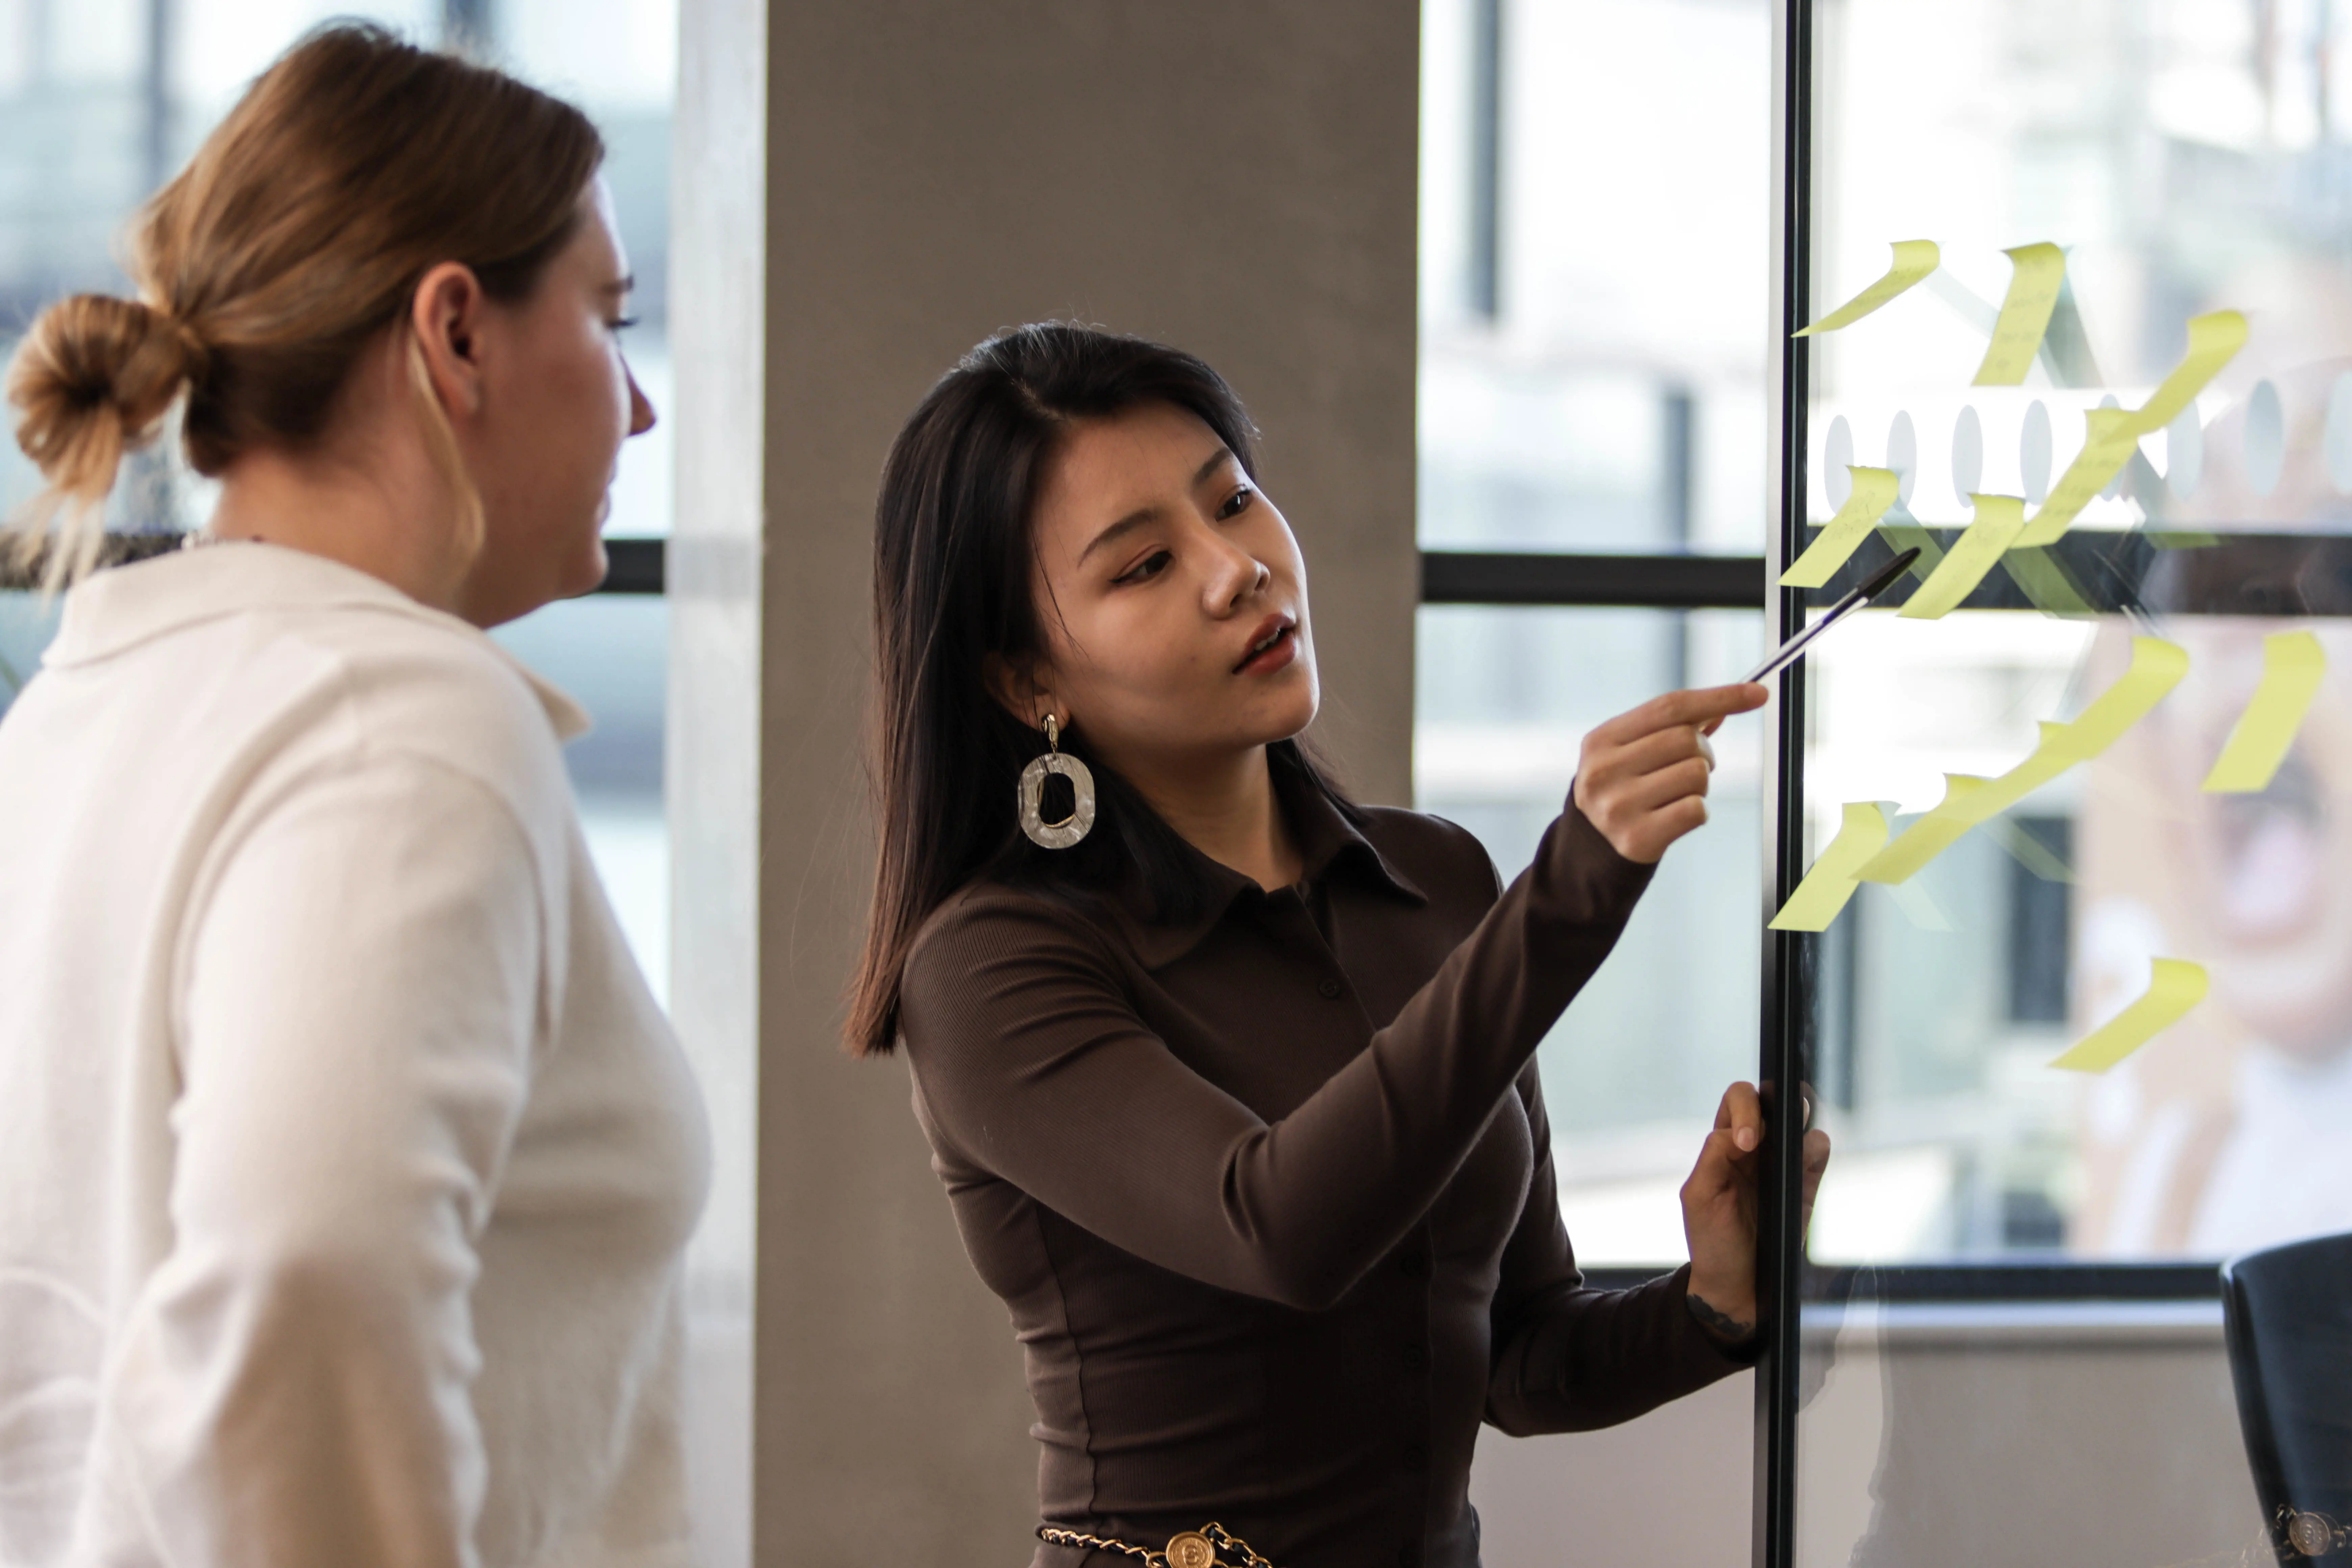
[1417, 606, 1765, 1263]
[1417, 0, 1772, 554]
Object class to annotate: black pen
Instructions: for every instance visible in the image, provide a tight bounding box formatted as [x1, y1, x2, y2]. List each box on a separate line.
[1741, 547, 1922, 685]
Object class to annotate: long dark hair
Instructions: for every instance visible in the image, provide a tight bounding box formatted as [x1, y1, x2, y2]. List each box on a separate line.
[848, 322, 1359, 1054]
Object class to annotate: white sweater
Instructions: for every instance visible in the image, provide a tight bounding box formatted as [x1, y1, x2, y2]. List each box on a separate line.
[0, 543, 709, 1568]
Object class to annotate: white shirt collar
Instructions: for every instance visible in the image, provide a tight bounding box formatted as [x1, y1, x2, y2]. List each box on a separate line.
[45, 540, 593, 741]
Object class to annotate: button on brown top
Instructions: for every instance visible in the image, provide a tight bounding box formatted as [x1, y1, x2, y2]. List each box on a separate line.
[900, 769, 1755, 1568]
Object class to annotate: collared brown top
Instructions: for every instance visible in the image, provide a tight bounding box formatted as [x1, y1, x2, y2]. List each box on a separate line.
[899, 771, 1753, 1568]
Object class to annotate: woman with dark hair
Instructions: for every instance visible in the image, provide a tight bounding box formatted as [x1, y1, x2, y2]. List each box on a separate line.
[853, 322, 1829, 1568]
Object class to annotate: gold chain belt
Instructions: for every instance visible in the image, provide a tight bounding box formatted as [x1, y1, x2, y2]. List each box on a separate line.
[1036, 1521, 1275, 1568]
[2276, 1505, 2352, 1560]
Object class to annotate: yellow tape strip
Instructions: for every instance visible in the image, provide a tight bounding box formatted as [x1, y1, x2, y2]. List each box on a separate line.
[1768, 803, 1890, 931]
[1780, 467, 1902, 589]
[1972, 243, 2066, 386]
[1853, 744, 2060, 885]
[1793, 240, 1941, 337]
[2014, 311, 2246, 547]
[2048, 959, 2209, 1073]
[2203, 631, 2326, 793]
[1856, 637, 2189, 883]
[2134, 310, 2248, 435]
[2013, 408, 2141, 548]
[1899, 495, 2027, 619]
[2047, 635, 2191, 762]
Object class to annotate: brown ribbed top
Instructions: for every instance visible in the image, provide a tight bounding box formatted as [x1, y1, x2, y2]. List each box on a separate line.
[898, 773, 1753, 1568]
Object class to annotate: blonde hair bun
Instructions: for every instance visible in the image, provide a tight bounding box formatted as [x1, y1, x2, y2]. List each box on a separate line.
[8, 293, 200, 510]
[4, 23, 603, 590]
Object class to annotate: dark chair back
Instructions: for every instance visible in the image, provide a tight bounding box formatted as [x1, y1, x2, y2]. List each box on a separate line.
[2222, 1232, 2352, 1563]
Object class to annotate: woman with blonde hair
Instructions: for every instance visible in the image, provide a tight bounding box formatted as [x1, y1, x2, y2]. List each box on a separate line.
[0, 24, 704, 1568]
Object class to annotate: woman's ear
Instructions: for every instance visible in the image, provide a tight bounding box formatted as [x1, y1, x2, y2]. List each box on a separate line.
[982, 652, 1059, 731]
[408, 260, 489, 419]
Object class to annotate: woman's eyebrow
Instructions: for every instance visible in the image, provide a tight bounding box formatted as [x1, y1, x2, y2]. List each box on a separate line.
[599, 273, 637, 299]
[1079, 507, 1156, 565]
[1078, 447, 1236, 565]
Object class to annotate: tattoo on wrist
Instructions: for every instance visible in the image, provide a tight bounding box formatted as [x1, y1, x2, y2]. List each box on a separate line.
[1687, 1292, 1758, 1346]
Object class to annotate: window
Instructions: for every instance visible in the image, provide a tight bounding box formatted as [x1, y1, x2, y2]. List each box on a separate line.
[1416, 0, 1775, 1265]
[1419, 605, 1769, 1261]
[1418, 0, 1774, 558]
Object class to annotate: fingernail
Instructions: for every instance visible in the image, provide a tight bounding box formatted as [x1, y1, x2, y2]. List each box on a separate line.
[1736, 1128, 1758, 1151]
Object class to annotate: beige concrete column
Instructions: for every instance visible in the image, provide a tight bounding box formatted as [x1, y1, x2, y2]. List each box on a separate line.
[675, 3, 1421, 1562]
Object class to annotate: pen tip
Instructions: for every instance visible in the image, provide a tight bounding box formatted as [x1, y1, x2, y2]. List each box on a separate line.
[1860, 547, 1922, 601]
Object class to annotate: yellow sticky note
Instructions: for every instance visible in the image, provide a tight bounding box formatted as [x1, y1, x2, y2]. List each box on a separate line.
[2015, 407, 2141, 547]
[2203, 631, 2326, 793]
[1781, 467, 1901, 588]
[2047, 635, 2191, 762]
[1857, 637, 2188, 884]
[1793, 240, 1940, 337]
[2049, 959, 2209, 1073]
[2133, 310, 2247, 435]
[2012, 311, 2244, 548]
[1899, 495, 2026, 620]
[1855, 737, 2069, 884]
[1769, 803, 1890, 931]
[1973, 243, 2066, 386]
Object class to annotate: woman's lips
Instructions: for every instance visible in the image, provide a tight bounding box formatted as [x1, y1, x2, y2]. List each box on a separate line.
[1234, 623, 1298, 677]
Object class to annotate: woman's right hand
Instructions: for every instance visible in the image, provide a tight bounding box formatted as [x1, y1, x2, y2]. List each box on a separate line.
[1573, 684, 1769, 863]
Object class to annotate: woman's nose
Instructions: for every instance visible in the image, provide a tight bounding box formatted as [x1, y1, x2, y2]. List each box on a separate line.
[627, 368, 658, 437]
[1201, 533, 1270, 613]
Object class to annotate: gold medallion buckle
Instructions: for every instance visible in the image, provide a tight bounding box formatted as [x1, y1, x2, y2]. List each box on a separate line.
[1035, 1519, 1275, 1567]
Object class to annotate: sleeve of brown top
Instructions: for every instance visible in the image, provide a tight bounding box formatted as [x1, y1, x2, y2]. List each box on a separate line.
[898, 801, 1651, 1313]
[1484, 1065, 1759, 1436]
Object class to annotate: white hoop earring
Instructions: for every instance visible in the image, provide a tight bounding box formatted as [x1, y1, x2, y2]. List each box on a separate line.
[1017, 714, 1096, 850]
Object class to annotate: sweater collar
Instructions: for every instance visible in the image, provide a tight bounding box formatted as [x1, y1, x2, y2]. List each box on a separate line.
[44, 539, 591, 740]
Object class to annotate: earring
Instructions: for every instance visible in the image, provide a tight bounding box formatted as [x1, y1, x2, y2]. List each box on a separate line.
[1017, 714, 1096, 849]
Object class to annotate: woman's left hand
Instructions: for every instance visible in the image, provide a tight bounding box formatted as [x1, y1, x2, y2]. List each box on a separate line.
[1679, 1081, 1833, 1343]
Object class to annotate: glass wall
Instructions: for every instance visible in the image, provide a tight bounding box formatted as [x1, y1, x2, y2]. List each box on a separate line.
[1799, 0, 2352, 1269]
[1783, 2, 2350, 1564]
